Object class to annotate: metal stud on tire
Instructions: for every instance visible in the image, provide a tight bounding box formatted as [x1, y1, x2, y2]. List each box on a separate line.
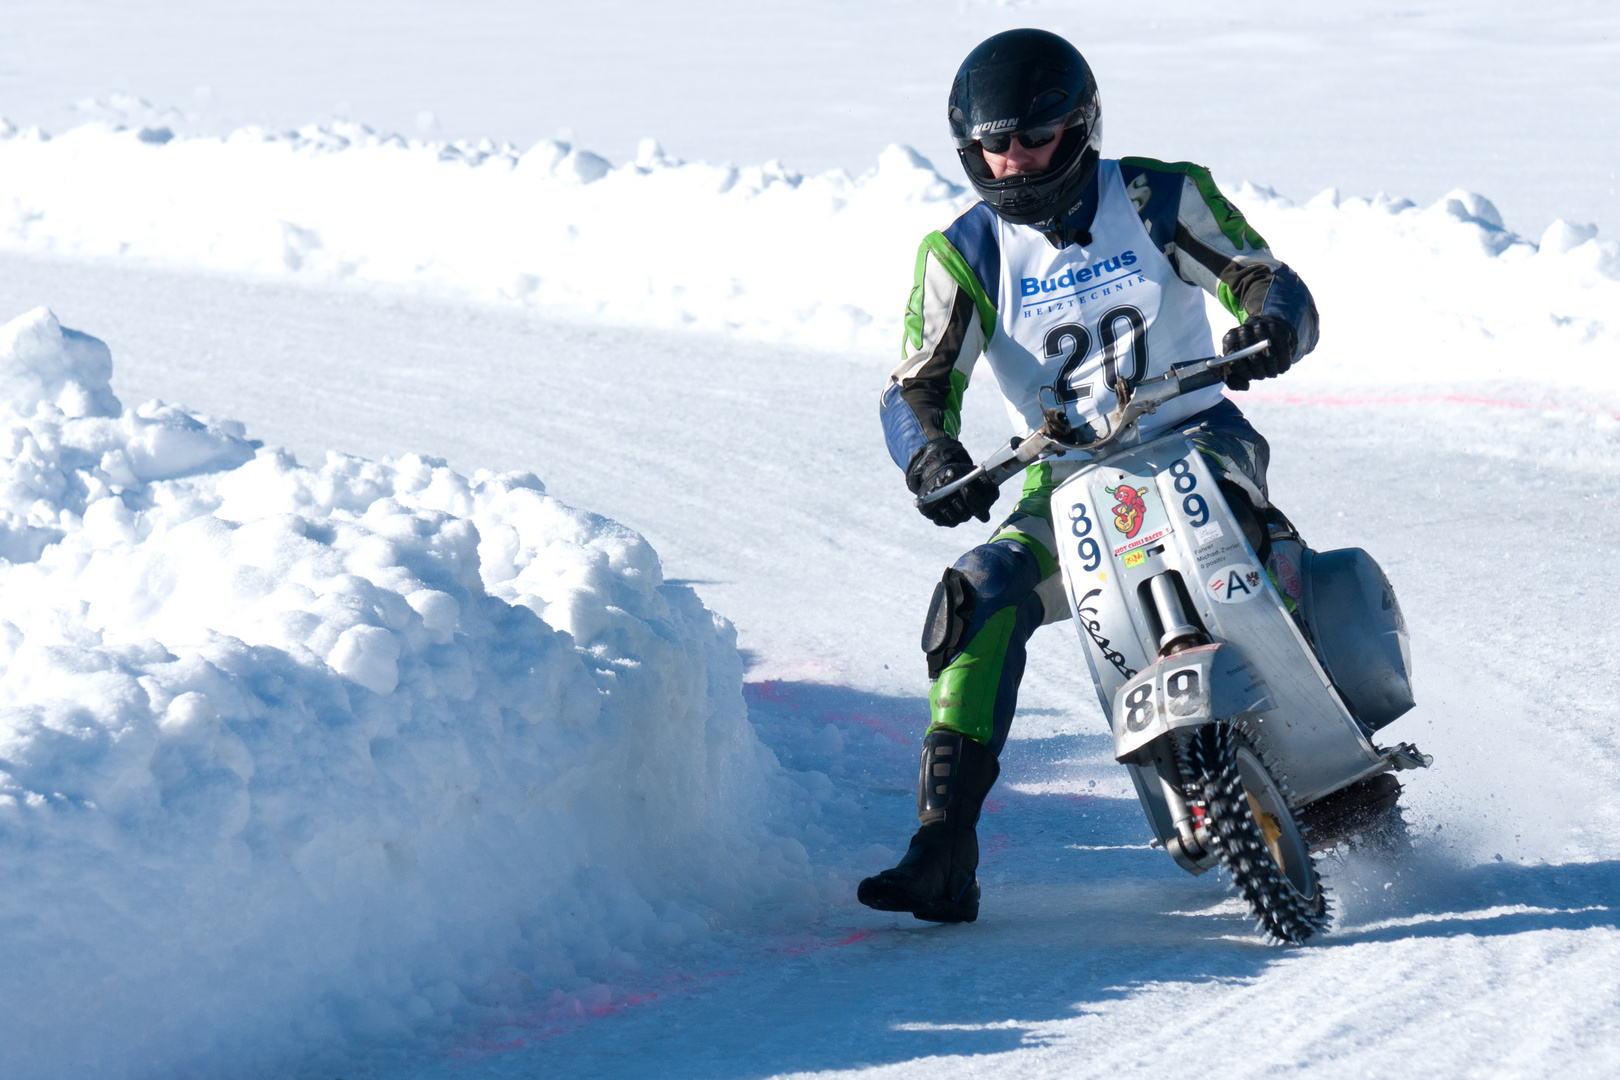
[1190, 723, 1329, 944]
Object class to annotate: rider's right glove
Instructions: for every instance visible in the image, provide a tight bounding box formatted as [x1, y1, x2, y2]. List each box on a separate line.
[907, 437, 1000, 528]
[1221, 315, 1298, 391]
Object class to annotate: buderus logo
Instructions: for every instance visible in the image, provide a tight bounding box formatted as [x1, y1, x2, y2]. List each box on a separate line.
[1021, 250, 1138, 297]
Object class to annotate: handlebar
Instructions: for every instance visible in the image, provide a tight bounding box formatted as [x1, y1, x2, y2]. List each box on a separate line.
[1173, 364, 1234, 396]
[917, 339, 1270, 509]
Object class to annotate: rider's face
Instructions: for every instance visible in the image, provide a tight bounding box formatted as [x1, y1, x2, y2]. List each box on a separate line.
[982, 136, 1060, 179]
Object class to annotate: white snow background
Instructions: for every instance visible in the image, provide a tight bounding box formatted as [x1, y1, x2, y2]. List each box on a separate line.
[0, 2, 1616, 1078]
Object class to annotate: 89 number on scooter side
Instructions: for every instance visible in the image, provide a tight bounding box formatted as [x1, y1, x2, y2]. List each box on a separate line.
[1068, 501, 1102, 572]
[1170, 457, 1209, 529]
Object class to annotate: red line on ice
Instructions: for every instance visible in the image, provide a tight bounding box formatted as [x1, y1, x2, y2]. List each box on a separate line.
[447, 970, 735, 1061]
[745, 680, 796, 706]
[768, 928, 878, 957]
[827, 710, 912, 746]
[744, 684, 915, 745]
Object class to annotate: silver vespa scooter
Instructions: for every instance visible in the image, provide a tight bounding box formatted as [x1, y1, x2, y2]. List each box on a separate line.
[922, 342, 1430, 943]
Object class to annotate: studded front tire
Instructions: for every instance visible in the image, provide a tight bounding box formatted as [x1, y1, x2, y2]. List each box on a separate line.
[1189, 723, 1329, 944]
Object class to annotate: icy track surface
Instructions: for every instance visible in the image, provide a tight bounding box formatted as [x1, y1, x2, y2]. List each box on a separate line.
[0, 250, 1616, 1078]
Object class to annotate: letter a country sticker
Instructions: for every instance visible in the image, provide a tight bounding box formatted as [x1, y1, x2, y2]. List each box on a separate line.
[1207, 563, 1263, 604]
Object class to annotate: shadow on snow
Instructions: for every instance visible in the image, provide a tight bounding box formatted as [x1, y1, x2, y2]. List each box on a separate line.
[474, 679, 1618, 1079]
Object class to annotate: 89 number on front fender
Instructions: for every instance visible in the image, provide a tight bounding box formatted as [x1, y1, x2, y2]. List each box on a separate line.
[1165, 667, 1205, 717]
[1123, 682, 1155, 732]
[1111, 647, 1259, 761]
[1114, 661, 1214, 738]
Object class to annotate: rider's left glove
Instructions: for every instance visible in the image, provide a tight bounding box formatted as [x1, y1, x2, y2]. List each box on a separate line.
[1221, 315, 1298, 391]
[907, 437, 1000, 528]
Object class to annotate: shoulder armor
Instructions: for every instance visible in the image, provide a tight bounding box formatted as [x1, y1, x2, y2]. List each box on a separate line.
[1120, 157, 1267, 252]
[941, 202, 1001, 309]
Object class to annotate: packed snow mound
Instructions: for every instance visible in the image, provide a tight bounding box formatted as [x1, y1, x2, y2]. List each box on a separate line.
[0, 120, 960, 348]
[0, 119, 1616, 385]
[1233, 184, 1620, 393]
[0, 307, 816, 1078]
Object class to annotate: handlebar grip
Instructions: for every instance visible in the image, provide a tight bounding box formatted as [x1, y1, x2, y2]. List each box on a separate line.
[1178, 367, 1228, 393]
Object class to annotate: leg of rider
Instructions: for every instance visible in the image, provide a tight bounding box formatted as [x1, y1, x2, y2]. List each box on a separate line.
[856, 529, 1048, 922]
[1180, 400, 1305, 610]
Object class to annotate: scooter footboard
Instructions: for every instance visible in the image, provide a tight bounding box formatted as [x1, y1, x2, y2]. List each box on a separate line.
[1110, 643, 1271, 762]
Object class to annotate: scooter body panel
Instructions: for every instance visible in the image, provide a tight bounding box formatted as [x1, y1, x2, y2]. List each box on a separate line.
[1051, 432, 1387, 806]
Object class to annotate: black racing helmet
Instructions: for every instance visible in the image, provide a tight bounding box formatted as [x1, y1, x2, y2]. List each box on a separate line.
[948, 29, 1102, 225]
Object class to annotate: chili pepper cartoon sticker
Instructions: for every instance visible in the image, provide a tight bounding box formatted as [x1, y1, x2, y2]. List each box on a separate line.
[1096, 472, 1173, 557]
[1105, 484, 1150, 539]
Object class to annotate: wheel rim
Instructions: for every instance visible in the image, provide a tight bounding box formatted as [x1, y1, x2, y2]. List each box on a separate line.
[1233, 746, 1316, 900]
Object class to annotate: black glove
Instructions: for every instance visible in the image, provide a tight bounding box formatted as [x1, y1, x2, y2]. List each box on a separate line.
[1221, 315, 1298, 391]
[906, 438, 999, 528]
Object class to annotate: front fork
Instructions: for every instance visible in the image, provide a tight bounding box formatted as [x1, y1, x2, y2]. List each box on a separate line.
[1145, 733, 1219, 874]
[1135, 570, 1220, 874]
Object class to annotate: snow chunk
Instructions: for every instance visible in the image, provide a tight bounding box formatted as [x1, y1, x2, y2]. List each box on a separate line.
[327, 623, 401, 693]
[1441, 188, 1505, 229]
[1541, 218, 1600, 255]
[635, 136, 670, 169]
[555, 144, 612, 184]
[0, 306, 119, 418]
[0, 308, 253, 563]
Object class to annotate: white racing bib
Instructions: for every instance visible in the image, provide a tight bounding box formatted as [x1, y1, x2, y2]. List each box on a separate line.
[985, 159, 1224, 440]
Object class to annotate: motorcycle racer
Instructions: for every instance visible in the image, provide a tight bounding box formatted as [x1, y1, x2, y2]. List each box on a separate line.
[858, 28, 1319, 924]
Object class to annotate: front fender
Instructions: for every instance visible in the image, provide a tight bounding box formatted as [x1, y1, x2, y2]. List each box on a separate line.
[1111, 643, 1272, 761]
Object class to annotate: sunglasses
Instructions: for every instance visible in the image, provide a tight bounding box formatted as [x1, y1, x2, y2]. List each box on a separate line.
[974, 125, 1061, 155]
[953, 103, 1094, 158]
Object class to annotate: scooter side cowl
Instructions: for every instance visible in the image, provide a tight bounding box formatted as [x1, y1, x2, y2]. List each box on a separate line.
[1110, 643, 1272, 762]
[1300, 547, 1416, 730]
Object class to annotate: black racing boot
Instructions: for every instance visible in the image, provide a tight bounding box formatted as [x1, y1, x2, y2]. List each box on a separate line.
[857, 730, 1000, 923]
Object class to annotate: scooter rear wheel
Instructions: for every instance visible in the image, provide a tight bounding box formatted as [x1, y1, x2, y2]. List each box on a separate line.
[1191, 723, 1329, 944]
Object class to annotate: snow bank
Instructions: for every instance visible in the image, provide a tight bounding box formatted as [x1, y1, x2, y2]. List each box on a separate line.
[0, 120, 961, 349]
[0, 118, 1612, 381]
[1233, 184, 1620, 393]
[0, 307, 817, 1078]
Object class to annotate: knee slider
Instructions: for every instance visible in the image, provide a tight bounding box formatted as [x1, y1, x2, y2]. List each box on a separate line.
[922, 567, 974, 681]
[922, 541, 1043, 680]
